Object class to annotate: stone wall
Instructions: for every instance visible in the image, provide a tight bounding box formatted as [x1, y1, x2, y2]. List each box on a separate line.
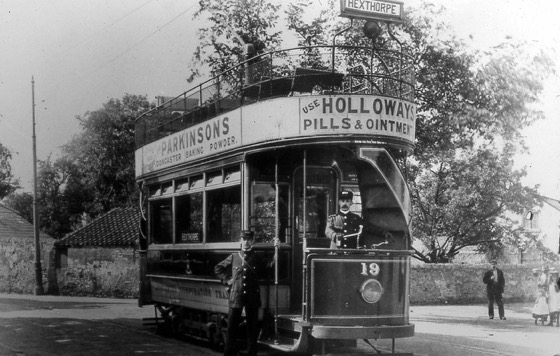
[0, 240, 548, 304]
[410, 263, 543, 304]
[56, 247, 139, 298]
[0, 237, 54, 294]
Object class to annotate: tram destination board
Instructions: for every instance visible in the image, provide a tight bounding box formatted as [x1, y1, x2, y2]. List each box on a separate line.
[340, 0, 404, 23]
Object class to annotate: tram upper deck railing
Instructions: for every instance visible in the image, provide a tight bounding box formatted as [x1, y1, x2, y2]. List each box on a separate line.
[135, 44, 414, 149]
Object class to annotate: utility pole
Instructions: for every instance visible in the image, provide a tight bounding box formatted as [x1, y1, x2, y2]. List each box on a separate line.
[31, 76, 44, 295]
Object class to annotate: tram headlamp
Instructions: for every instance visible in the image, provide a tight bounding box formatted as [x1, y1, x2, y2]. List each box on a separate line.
[363, 21, 382, 41]
[359, 279, 383, 304]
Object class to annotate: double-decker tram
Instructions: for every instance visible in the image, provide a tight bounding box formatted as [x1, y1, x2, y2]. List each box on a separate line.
[135, 14, 416, 356]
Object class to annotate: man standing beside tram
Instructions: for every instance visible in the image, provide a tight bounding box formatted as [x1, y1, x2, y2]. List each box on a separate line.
[325, 190, 392, 249]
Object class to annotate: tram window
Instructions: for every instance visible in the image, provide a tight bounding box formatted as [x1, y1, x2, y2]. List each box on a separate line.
[224, 168, 240, 183]
[151, 199, 173, 244]
[206, 186, 241, 242]
[149, 185, 162, 197]
[161, 182, 173, 195]
[176, 193, 203, 243]
[175, 178, 189, 192]
[190, 175, 204, 189]
[206, 171, 223, 187]
[251, 183, 289, 243]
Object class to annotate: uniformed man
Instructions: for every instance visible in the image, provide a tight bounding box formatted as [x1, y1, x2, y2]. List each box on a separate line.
[325, 190, 391, 249]
[215, 230, 267, 356]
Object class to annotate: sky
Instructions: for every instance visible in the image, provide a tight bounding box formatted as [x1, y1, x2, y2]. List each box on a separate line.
[0, 0, 559, 200]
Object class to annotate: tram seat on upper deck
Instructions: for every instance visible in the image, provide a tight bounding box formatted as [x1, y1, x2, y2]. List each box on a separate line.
[291, 67, 344, 93]
[243, 76, 293, 100]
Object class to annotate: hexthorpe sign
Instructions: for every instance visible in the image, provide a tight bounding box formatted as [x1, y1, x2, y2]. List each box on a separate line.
[339, 0, 404, 23]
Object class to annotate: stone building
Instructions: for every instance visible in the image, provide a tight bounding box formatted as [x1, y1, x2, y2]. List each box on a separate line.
[54, 207, 140, 298]
[0, 204, 54, 294]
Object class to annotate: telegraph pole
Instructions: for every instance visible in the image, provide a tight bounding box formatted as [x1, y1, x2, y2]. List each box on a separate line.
[31, 76, 44, 295]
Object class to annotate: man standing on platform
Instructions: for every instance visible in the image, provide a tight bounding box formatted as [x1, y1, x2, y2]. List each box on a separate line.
[215, 230, 272, 356]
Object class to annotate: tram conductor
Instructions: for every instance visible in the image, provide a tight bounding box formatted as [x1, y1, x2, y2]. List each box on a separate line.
[215, 230, 272, 356]
[325, 190, 392, 249]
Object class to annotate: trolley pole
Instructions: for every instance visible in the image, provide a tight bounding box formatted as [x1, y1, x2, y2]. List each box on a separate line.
[31, 76, 44, 296]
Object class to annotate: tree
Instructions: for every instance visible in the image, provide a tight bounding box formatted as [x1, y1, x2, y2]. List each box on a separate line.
[3, 95, 151, 238]
[0, 143, 19, 199]
[282, 1, 553, 261]
[61, 94, 152, 216]
[188, 0, 283, 82]
[2, 192, 33, 223]
[401, 4, 553, 262]
[35, 156, 84, 238]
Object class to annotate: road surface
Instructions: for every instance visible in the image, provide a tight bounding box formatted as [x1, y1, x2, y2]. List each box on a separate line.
[0, 294, 558, 355]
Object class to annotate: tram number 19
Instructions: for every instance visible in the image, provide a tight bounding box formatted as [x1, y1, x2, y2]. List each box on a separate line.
[360, 262, 380, 276]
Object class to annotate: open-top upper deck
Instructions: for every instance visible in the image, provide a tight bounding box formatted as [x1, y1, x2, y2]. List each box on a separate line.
[135, 44, 416, 179]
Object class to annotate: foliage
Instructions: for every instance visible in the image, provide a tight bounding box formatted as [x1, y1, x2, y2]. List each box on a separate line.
[188, 0, 283, 82]
[402, 3, 553, 262]
[2, 192, 33, 223]
[5, 94, 152, 238]
[61, 94, 151, 216]
[280, 1, 553, 262]
[0, 143, 19, 200]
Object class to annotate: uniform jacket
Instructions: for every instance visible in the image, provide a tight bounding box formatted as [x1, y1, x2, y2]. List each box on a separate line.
[325, 211, 388, 249]
[214, 250, 264, 308]
[483, 268, 505, 294]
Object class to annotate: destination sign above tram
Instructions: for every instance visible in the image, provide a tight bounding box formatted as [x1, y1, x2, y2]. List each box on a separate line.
[340, 0, 404, 22]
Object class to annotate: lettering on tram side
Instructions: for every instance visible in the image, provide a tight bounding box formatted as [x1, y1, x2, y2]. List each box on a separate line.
[140, 114, 241, 174]
[152, 279, 228, 302]
[300, 96, 416, 143]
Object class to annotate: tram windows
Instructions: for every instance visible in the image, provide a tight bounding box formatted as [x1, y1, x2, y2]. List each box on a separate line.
[224, 168, 241, 183]
[251, 183, 290, 243]
[175, 193, 203, 243]
[189, 175, 204, 190]
[297, 190, 329, 238]
[206, 171, 223, 187]
[151, 199, 173, 244]
[206, 186, 242, 243]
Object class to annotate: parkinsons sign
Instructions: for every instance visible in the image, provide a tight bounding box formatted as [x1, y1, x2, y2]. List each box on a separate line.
[137, 113, 241, 176]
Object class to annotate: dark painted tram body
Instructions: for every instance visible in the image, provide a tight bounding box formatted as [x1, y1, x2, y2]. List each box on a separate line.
[135, 31, 416, 353]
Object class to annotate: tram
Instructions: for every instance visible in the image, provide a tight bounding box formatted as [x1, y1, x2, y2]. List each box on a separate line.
[135, 13, 416, 356]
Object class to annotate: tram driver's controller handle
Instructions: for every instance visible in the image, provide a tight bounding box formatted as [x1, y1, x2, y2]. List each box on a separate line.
[371, 231, 392, 249]
[336, 225, 363, 248]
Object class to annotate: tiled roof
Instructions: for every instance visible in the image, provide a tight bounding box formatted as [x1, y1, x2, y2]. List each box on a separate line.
[55, 207, 139, 248]
[0, 204, 53, 240]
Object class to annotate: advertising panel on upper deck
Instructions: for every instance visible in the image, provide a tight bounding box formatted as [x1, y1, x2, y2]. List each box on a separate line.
[135, 95, 416, 177]
[299, 96, 415, 139]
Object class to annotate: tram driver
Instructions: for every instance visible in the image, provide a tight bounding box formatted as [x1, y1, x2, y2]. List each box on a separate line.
[325, 190, 392, 249]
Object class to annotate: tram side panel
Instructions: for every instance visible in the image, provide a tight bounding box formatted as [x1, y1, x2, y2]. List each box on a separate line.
[141, 248, 292, 314]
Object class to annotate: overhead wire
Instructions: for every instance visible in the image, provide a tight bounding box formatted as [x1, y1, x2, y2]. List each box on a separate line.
[56, 0, 156, 57]
[89, 3, 198, 76]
